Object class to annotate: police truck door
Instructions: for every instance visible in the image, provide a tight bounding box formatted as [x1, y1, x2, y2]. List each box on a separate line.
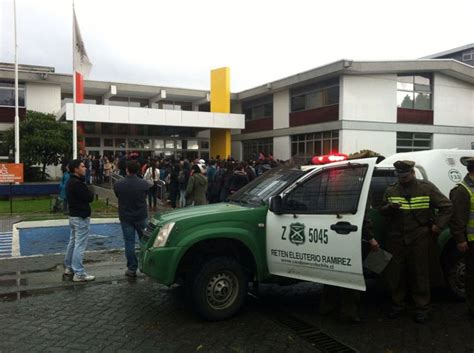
[266, 158, 376, 291]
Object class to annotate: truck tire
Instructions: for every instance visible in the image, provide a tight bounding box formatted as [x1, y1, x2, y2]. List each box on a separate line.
[189, 256, 247, 321]
[443, 247, 466, 300]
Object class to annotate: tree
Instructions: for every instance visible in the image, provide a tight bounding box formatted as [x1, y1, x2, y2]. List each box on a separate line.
[5, 111, 73, 180]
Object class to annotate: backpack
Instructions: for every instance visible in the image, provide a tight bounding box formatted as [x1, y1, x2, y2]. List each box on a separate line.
[144, 167, 155, 187]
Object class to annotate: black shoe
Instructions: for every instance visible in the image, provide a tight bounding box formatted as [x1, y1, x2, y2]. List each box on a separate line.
[387, 306, 403, 319]
[414, 312, 427, 324]
[125, 270, 137, 278]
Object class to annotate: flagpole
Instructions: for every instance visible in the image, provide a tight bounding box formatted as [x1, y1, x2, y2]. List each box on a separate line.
[72, 1, 77, 159]
[13, 0, 20, 164]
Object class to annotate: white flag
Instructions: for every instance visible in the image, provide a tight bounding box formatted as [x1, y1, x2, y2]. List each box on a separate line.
[73, 9, 92, 77]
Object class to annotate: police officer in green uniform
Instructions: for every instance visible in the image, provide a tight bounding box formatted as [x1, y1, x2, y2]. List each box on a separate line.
[381, 160, 452, 323]
[449, 157, 474, 318]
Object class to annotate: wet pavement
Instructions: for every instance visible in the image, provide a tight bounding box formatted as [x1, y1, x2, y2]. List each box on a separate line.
[0, 247, 473, 352]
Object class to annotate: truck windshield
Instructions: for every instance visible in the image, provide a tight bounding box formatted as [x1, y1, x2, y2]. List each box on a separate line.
[228, 166, 305, 205]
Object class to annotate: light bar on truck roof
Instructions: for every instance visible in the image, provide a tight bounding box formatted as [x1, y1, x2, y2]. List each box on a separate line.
[311, 153, 348, 165]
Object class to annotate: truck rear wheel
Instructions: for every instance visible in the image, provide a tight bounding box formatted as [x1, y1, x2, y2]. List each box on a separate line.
[443, 248, 466, 300]
[189, 256, 247, 321]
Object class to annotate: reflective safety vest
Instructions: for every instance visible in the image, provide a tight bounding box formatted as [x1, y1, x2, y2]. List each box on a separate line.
[387, 196, 430, 210]
[458, 181, 474, 242]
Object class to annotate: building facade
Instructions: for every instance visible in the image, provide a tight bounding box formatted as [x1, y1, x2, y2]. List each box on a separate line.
[0, 44, 473, 163]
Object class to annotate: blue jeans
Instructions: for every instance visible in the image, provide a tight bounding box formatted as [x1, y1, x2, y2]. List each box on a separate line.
[64, 217, 90, 275]
[120, 219, 147, 272]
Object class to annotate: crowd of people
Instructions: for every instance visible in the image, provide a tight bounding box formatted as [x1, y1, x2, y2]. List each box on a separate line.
[59, 151, 282, 212]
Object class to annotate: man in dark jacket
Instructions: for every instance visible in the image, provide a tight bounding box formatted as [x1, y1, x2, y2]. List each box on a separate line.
[63, 159, 95, 282]
[114, 160, 149, 277]
[449, 157, 474, 318]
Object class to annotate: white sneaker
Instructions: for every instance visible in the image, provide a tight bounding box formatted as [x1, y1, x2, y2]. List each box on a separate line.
[73, 273, 96, 282]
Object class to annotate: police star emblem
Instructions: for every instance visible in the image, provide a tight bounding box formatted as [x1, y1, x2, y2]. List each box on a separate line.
[289, 222, 305, 246]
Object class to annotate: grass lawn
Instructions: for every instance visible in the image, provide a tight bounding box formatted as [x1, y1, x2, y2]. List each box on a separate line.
[0, 197, 117, 219]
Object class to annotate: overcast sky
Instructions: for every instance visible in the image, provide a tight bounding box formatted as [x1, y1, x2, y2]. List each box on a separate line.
[0, 0, 473, 92]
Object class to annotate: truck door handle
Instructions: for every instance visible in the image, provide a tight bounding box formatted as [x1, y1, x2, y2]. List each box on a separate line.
[330, 221, 358, 235]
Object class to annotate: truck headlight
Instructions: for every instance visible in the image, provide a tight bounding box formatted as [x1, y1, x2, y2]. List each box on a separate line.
[152, 222, 175, 248]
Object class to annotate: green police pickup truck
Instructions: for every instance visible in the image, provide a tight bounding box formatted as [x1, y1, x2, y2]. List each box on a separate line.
[139, 151, 469, 321]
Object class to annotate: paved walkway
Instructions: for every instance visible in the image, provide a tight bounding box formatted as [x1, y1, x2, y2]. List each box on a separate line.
[0, 216, 23, 233]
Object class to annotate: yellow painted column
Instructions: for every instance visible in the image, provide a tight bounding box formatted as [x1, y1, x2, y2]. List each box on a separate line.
[210, 67, 231, 159]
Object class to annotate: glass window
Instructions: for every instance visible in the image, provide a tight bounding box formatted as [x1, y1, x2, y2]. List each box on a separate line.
[283, 165, 368, 214]
[187, 140, 199, 150]
[104, 138, 114, 147]
[462, 50, 474, 61]
[397, 92, 414, 109]
[129, 139, 151, 149]
[101, 123, 115, 135]
[397, 74, 432, 110]
[414, 93, 431, 110]
[154, 139, 164, 149]
[291, 95, 305, 112]
[291, 130, 339, 160]
[242, 138, 273, 161]
[83, 122, 97, 134]
[241, 95, 273, 121]
[0, 82, 25, 107]
[200, 141, 210, 149]
[116, 124, 129, 135]
[176, 140, 182, 149]
[115, 138, 126, 149]
[165, 140, 175, 149]
[396, 132, 432, 153]
[85, 137, 101, 147]
[290, 79, 339, 112]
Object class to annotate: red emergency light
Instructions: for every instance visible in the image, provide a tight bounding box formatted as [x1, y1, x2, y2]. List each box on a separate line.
[311, 153, 348, 165]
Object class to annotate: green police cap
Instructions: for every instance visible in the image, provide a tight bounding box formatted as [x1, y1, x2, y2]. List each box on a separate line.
[393, 160, 415, 175]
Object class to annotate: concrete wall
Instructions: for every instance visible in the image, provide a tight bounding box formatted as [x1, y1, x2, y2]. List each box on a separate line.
[273, 90, 290, 129]
[273, 136, 291, 161]
[340, 129, 396, 157]
[25, 83, 61, 114]
[341, 74, 397, 123]
[433, 133, 474, 150]
[231, 141, 242, 160]
[433, 73, 474, 127]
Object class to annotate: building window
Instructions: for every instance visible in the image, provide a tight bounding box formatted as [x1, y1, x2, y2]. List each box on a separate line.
[242, 95, 273, 121]
[242, 138, 273, 161]
[290, 78, 339, 113]
[84, 137, 101, 148]
[0, 82, 25, 107]
[291, 131, 339, 160]
[397, 74, 432, 110]
[396, 132, 432, 152]
[462, 50, 474, 61]
[160, 101, 192, 111]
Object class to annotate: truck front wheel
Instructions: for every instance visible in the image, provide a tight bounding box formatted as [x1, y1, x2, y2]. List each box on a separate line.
[443, 248, 466, 300]
[189, 256, 247, 321]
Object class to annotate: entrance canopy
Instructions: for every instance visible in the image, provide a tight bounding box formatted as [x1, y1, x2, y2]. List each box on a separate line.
[57, 103, 245, 129]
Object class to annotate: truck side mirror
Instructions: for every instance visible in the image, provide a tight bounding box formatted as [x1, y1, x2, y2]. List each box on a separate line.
[269, 196, 283, 215]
